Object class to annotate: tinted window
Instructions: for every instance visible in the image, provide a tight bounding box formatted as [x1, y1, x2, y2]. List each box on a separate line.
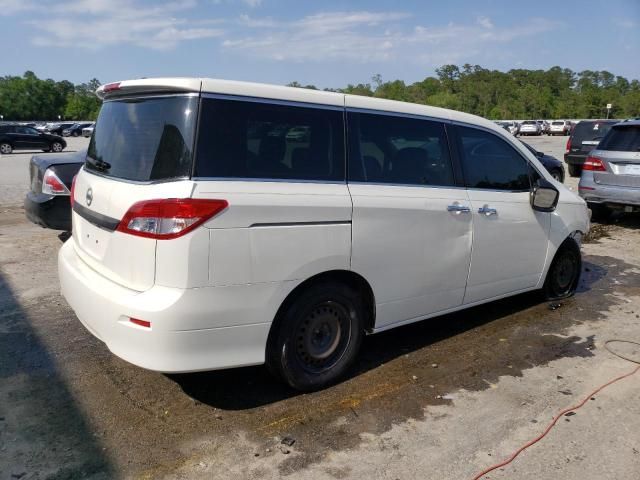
[348, 112, 454, 187]
[86, 96, 197, 181]
[194, 98, 344, 181]
[598, 125, 640, 152]
[571, 121, 615, 145]
[458, 126, 531, 191]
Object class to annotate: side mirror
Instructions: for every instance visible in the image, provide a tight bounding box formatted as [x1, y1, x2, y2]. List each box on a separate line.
[531, 178, 559, 212]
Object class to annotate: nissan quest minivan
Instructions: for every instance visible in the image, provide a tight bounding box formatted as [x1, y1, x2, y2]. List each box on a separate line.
[58, 78, 590, 391]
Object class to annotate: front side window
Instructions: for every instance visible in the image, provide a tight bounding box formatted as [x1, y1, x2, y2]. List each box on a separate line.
[348, 112, 455, 187]
[194, 98, 344, 181]
[458, 126, 531, 191]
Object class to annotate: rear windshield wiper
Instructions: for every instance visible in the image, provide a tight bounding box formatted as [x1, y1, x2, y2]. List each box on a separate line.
[87, 156, 111, 172]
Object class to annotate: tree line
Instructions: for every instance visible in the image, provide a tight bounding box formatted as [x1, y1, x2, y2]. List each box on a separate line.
[1, 66, 638, 122]
[0, 71, 102, 121]
[290, 65, 640, 120]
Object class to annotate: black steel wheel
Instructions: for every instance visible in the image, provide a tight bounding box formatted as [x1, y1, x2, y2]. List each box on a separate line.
[267, 282, 364, 391]
[544, 239, 581, 300]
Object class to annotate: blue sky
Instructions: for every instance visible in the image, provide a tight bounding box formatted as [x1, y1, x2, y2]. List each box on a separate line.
[1, 0, 638, 87]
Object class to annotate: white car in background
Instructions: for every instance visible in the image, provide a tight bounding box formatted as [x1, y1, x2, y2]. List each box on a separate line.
[549, 120, 572, 136]
[81, 125, 94, 137]
[58, 77, 590, 391]
[519, 120, 542, 136]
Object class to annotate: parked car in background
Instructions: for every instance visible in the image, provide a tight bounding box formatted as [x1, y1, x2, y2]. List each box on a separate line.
[25, 150, 85, 230]
[537, 120, 550, 134]
[578, 121, 640, 220]
[58, 77, 589, 391]
[63, 123, 93, 137]
[46, 123, 76, 136]
[519, 120, 542, 136]
[0, 124, 66, 154]
[496, 121, 519, 135]
[564, 120, 618, 177]
[521, 141, 565, 182]
[82, 125, 94, 137]
[549, 120, 571, 136]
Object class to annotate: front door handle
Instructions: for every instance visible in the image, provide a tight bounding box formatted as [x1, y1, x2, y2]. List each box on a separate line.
[478, 205, 498, 216]
[447, 203, 471, 214]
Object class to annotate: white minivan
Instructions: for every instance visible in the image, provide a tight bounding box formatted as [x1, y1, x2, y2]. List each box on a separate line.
[59, 78, 590, 390]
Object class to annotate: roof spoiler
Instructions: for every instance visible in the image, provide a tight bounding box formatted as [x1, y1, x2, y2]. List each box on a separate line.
[96, 78, 202, 99]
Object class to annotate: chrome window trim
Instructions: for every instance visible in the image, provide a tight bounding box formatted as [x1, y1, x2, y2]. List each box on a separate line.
[346, 106, 450, 124]
[347, 181, 465, 190]
[200, 92, 344, 111]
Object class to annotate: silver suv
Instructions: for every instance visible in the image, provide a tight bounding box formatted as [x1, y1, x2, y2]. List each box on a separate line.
[579, 121, 640, 219]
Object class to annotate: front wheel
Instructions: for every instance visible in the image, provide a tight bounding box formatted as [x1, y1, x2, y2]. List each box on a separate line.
[544, 239, 581, 300]
[551, 169, 563, 182]
[72, 131, 79, 137]
[0, 142, 12, 154]
[51, 142, 64, 153]
[267, 282, 364, 391]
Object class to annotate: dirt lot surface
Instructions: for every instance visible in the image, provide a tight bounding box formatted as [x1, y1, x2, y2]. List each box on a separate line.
[1, 135, 639, 479]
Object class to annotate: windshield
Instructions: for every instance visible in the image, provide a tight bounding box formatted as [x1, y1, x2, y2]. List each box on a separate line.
[86, 95, 197, 181]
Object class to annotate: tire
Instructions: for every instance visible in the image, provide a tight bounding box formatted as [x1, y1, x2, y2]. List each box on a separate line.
[550, 169, 563, 182]
[588, 203, 612, 223]
[51, 142, 64, 153]
[543, 238, 581, 300]
[266, 282, 365, 391]
[568, 164, 581, 177]
[72, 131, 79, 137]
[0, 142, 12, 154]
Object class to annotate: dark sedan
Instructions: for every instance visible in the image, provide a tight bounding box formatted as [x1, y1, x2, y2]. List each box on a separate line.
[25, 149, 85, 230]
[0, 125, 67, 154]
[62, 122, 93, 137]
[521, 141, 565, 182]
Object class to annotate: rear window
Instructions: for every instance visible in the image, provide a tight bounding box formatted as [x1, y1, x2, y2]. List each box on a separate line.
[570, 121, 615, 145]
[598, 125, 640, 152]
[86, 95, 197, 181]
[194, 98, 344, 181]
[523, 121, 536, 125]
[552, 121, 564, 126]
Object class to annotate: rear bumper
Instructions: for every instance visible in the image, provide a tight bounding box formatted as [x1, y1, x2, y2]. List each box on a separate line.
[24, 192, 71, 230]
[578, 176, 640, 208]
[58, 240, 273, 373]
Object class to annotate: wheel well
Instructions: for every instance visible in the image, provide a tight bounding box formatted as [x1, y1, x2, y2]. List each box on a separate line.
[266, 270, 376, 354]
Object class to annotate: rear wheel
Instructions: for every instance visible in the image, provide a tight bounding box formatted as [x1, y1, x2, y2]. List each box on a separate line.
[51, 142, 63, 153]
[568, 164, 581, 177]
[544, 238, 581, 300]
[0, 142, 12, 154]
[267, 282, 364, 391]
[588, 203, 612, 223]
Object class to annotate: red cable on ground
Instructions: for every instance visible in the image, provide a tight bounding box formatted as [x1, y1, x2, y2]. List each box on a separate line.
[471, 364, 640, 480]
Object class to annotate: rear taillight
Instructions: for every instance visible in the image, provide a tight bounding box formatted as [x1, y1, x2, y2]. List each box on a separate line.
[583, 156, 606, 172]
[116, 198, 228, 240]
[42, 169, 70, 195]
[70, 175, 77, 207]
[565, 137, 571, 154]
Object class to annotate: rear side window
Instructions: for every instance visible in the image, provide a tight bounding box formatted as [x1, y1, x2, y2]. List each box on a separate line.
[598, 125, 640, 152]
[457, 126, 531, 191]
[86, 95, 197, 181]
[347, 112, 455, 187]
[194, 98, 344, 181]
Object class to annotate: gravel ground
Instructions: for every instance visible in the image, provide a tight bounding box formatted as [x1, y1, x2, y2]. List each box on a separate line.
[1, 134, 639, 480]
